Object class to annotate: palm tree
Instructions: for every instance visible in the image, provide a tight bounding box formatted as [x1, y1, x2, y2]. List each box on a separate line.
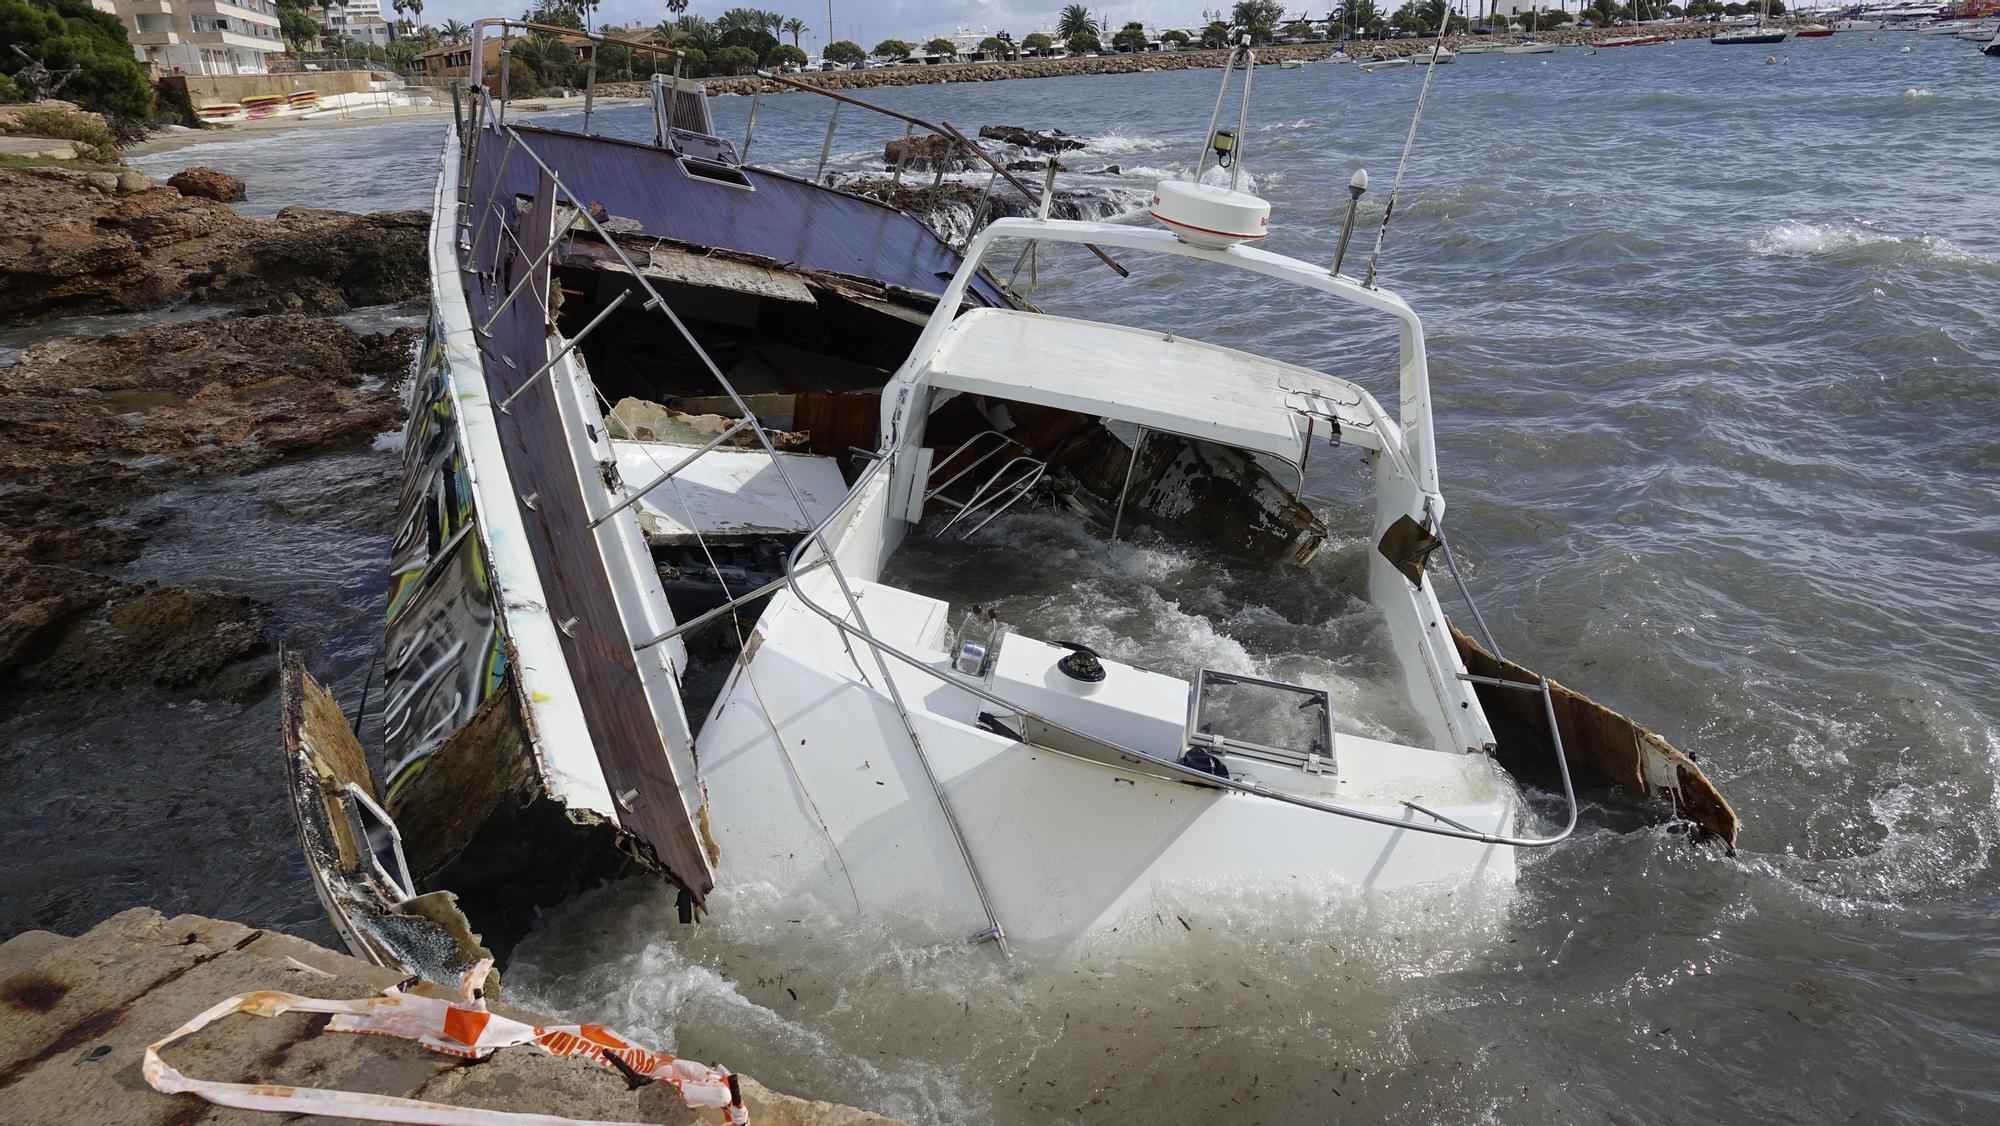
[783, 15, 807, 46]
[1057, 3, 1098, 40]
[662, 13, 720, 54]
[441, 17, 470, 43]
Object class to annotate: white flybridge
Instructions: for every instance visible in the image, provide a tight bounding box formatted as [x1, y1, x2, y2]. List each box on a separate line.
[696, 39, 1577, 952]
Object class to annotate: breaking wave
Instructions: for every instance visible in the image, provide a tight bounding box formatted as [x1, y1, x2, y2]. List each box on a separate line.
[1075, 129, 1179, 156]
[1749, 220, 1994, 267]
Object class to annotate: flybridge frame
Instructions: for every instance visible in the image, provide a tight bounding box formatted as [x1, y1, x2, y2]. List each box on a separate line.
[439, 37, 1581, 953]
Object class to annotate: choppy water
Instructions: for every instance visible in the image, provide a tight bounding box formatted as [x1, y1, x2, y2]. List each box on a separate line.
[13, 32, 1997, 1123]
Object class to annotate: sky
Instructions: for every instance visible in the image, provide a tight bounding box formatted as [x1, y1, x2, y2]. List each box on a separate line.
[407, 1, 1257, 53]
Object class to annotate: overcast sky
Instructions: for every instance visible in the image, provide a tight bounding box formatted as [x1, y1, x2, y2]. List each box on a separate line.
[408, 1, 1256, 52]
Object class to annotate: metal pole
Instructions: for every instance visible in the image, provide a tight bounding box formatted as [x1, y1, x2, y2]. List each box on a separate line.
[1037, 155, 1056, 220]
[815, 100, 842, 184]
[961, 164, 1000, 252]
[1193, 44, 1238, 183]
[1110, 426, 1146, 540]
[479, 208, 579, 336]
[633, 557, 830, 651]
[589, 416, 755, 528]
[497, 26, 512, 130]
[497, 289, 629, 413]
[890, 121, 913, 188]
[741, 84, 762, 161]
[582, 43, 597, 133]
[468, 132, 518, 267]
[1231, 44, 1255, 194]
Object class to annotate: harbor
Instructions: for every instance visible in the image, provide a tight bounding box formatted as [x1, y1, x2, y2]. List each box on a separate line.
[3, 9, 1998, 1126]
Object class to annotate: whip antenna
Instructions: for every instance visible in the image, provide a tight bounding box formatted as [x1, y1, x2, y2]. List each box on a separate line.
[1363, 17, 1453, 288]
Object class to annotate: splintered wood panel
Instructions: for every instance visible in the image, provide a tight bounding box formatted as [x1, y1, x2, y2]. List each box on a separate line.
[793, 391, 882, 459]
[470, 163, 712, 899]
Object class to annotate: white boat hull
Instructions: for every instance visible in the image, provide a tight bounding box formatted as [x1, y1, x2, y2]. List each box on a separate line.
[699, 564, 1519, 948]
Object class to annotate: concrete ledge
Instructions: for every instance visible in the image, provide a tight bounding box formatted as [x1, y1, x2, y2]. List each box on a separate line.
[0, 908, 900, 1126]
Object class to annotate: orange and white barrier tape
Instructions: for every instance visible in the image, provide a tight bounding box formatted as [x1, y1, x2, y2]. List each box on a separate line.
[144, 961, 748, 1125]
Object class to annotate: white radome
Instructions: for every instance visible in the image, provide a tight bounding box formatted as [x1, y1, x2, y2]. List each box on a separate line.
[1150, 179, 1270, 249]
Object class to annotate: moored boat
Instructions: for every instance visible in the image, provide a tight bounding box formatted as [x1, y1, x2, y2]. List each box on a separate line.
[1599, 33, 1672, 46]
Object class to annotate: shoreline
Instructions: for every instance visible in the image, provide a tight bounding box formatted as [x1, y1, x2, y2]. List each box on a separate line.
[123, 24, 1770, 154]
[123, 93, 647, 156]
[669, 24, 1732, 97]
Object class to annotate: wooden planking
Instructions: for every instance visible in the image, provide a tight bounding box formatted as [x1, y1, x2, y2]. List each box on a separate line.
[496, 126, 1012, 309]
[468, 156, 713, 898]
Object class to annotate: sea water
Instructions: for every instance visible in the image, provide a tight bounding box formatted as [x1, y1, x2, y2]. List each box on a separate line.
[8, 32, 1996, 1123]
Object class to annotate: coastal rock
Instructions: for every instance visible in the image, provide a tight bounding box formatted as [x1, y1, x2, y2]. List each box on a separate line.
[978, 124, 1084, 154]
[165, 164, 245, 201]
[1005, 159, 1119, 175]
[882, 133, 972, 172]
[0, 165, 428, 325]
[0, 558, 271, 702]
[0, 313, 413, 700]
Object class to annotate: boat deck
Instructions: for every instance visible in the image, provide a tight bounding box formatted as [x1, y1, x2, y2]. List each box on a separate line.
[467, 160, 711, 898]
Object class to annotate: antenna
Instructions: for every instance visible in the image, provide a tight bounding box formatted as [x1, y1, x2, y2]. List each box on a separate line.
[1329, 169, 1368, 277]
[1191, 32, 1256, 190]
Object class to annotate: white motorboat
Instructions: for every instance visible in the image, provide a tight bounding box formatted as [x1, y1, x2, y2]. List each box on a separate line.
[1833, 18, 1886, 30]
[1413, 45, 1458, 63]
[1359, 54, 1415, 70]
[699, 218, 1542, 949]
[695, 54, 1574, 950]
[1985, 28, 2000, 53]
[1957, 22, 1999, 39]
[1501, 39, 1558, 53]
[1279, 56, 1306, 68]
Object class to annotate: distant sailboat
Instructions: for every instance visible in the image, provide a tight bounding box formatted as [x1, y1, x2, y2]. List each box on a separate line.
[1502, 4, 1559, 53]
[1713, 0, 1791, 44]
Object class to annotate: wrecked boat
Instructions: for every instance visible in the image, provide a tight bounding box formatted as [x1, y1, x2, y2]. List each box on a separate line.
[287, 19, 1736, 969]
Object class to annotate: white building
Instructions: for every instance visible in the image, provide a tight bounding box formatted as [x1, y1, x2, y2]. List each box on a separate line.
[320, 0, 395, 47]
[111, 0, 285, 76]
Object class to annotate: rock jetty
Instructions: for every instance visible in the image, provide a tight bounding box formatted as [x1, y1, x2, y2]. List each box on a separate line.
[599, 27, 1719, 99]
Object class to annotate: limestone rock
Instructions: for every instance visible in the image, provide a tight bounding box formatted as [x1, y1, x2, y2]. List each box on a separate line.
[978, 123, 1085, 153]
[166, 164, 246, 201]
[0, 165, 427, 325]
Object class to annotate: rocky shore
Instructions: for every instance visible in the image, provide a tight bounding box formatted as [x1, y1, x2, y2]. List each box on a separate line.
[600, 26, 1721, 99]
[0, 164, 427, 705]
[0, 907, 897, 1126]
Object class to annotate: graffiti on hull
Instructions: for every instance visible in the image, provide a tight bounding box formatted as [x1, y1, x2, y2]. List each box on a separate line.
[383, 317, 507, 803]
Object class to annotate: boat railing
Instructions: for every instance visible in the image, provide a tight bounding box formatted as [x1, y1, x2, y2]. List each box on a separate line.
[780, 454, 1581, 851]
[455, 18, 1126, 278]
[936, 455, 1048, 539]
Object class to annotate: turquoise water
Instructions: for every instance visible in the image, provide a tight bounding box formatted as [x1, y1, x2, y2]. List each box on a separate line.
[42, 32, 2000, 1123]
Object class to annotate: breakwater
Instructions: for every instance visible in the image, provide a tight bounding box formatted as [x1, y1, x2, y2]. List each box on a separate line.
[599, 25, 1726, 99]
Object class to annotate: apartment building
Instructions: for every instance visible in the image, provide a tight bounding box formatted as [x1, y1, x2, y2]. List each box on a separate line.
[111, 0, 285, 75]
[320, 0, 396, 48]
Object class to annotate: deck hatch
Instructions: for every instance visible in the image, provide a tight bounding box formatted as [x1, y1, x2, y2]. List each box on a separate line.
[1187, 669, 1334, 770]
